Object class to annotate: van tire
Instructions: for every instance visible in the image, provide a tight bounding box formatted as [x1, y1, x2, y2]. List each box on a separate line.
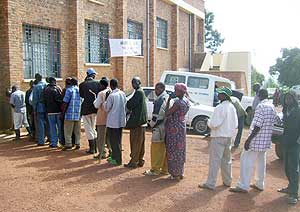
[192, 116, 210, 135]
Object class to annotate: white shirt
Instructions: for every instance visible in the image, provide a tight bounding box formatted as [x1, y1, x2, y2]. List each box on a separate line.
[103, 88, 127, 128]
[208, 100, 238, 138]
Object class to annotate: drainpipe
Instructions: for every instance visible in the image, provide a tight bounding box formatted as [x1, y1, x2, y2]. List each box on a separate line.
[189, 14, 192, 72]
[146, 0, 150, 86]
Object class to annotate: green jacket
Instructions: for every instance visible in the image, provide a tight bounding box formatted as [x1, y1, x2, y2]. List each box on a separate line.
[126, 88, 147, 128]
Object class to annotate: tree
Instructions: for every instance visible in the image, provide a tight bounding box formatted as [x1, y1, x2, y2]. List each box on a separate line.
[251, 66, 265, 95]
[269, 48, 300, 87]
[205, 10, 225, 53]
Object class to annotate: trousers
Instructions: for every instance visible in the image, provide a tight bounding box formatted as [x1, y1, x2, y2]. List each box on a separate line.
[151, 142, 168, 174]
[129, 126, 146, 165]
[82, 114, 97, 140]
[205, 137, 232, 188]
[237, 150, 266, 190]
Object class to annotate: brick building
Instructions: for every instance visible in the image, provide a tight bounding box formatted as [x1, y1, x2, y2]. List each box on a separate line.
[0, 0, 205, 129]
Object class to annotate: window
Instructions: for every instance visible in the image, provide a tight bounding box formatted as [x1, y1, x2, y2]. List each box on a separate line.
[23, 24, 61, 79]
[164, 74, 186, 86]
[85, 20, 109, 64]
[187, 77, 209, 89]
[156, 17, 168, 48]
[128, 20, 143, 55]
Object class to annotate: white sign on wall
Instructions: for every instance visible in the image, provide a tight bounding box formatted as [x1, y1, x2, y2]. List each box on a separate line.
[109, 39, 142, 57]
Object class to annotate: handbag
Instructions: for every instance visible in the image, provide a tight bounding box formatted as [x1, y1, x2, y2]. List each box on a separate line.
[271, 124, 284, 144]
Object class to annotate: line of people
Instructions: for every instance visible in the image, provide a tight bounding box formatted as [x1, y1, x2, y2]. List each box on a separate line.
[8, 70, 300, 204]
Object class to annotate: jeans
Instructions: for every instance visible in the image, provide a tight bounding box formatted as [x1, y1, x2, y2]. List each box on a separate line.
[48, 114, 62, 147]
[37, 112, 46, 144]
[234, 115, 245, 146]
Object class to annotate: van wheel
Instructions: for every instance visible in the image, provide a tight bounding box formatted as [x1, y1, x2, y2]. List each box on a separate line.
[192, 116, 210, 135]
[245, 107, 253, 126]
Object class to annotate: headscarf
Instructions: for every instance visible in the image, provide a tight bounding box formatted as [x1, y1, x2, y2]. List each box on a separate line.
[175, 83, 188, 94]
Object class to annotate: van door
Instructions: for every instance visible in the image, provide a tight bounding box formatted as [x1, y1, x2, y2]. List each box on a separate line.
[187, 76, 212, 106]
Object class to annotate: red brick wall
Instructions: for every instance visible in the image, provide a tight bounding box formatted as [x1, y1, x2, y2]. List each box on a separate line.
[0, 0, 12, 129]
[178, 9, 190, 70]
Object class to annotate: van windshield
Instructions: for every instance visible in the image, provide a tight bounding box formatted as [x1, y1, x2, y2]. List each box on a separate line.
[164, 74, 186, 85]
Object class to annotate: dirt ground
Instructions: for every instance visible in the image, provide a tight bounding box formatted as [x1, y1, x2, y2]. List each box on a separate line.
[0, 128, 299, 212]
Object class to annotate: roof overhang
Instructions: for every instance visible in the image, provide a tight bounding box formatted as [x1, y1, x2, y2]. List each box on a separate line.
[162, 0, 205, 19]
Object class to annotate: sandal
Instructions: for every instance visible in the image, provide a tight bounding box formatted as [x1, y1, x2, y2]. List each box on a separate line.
[167, 175, 181, 181]
[143, 170, 159, 176]
[277, 187, 289, 194]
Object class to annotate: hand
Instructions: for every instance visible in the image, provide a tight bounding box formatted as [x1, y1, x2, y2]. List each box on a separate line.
[244, 138, 251, 151]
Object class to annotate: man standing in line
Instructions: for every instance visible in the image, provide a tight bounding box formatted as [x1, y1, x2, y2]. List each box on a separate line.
[103, 79, 127, 166]
[230, 89, 279, 193]
[44, 77, 63, 148]
[93, 77, 111, 161]
[232, 96, 247, 148]
[25, 80, 35, 138]
[143, 82, 168, 176]
[199, 87, 238, 190]
[10, 85, 32, 139]
[62, 78, 81, 151]
[124, 77, 147, 168]
[79, 68, 100, 154]
[32, 73, 47, 146]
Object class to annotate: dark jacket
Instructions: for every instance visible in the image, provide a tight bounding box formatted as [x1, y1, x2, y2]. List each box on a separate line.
[25, 88, 33, 114]
[44, 84, 63, 113]
[126, 87, 147, 128]
[79, 77, 100, 115]
[282, 92, 300, 148]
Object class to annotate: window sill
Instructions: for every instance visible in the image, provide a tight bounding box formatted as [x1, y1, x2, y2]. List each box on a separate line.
[23, 78, 63, 82]
[127, 55, 144, 59]
[88, 0, 105, 6]
[157, 47, 168, 51]
[84, 63, 111, 67]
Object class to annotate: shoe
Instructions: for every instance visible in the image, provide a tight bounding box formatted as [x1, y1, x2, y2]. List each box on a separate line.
[86, 140, 96, 154]
[143, 170, 159, 176]
[49, 145, 58, 148]
[94, 154, 100, 159]
[109, 159, 121, 166]
[250, 184, 264, 191]
[74, 145, 80, 150]
[62, 146, 72, 151]
[288, 196, 298, 204]
[138, 160, 145, 167]
[124, 163, 138, 169]
[107, 157, 112, 162]
[37, 143, 45, 146]
[229, 187, 248, 193]
[223, 182, 231, 187]
[198, 183, 215, 190]
[160, 171, 169, 175]
[277, 187, 290, 194]
[167, 175, 181, 181]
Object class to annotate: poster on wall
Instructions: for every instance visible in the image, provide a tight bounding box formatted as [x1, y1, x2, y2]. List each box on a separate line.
[109, 39, 142, 57]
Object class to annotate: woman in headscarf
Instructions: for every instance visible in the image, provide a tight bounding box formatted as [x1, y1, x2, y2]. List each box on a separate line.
[165, 83, 190, 180]
[277, 91, 300, 204]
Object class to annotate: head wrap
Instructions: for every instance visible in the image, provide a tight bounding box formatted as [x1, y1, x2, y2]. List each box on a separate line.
[216, 87, 232, 98]
[175, 83, 188, 94]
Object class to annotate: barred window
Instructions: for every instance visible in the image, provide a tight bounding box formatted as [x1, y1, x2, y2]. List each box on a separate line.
[85, 21, 110, 64]
[22, 24, 61, 79]
[128, 20, 143, 55]
[156, 17, 168, 48]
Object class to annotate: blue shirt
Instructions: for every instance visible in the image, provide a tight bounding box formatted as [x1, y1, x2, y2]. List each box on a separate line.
[63, 86, 81, 121]
[32, 81, 47, 113]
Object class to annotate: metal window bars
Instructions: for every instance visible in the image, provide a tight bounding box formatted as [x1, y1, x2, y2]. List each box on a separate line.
[156, 18, 168, 48]
[85, 21, 110, 64]
[23, 24, 61, 79]
[127, 20, 143, 55]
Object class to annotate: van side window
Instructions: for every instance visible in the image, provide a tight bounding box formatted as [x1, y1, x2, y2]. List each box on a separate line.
[187, 77, 209, 89]
[164, 74, 186, 85]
